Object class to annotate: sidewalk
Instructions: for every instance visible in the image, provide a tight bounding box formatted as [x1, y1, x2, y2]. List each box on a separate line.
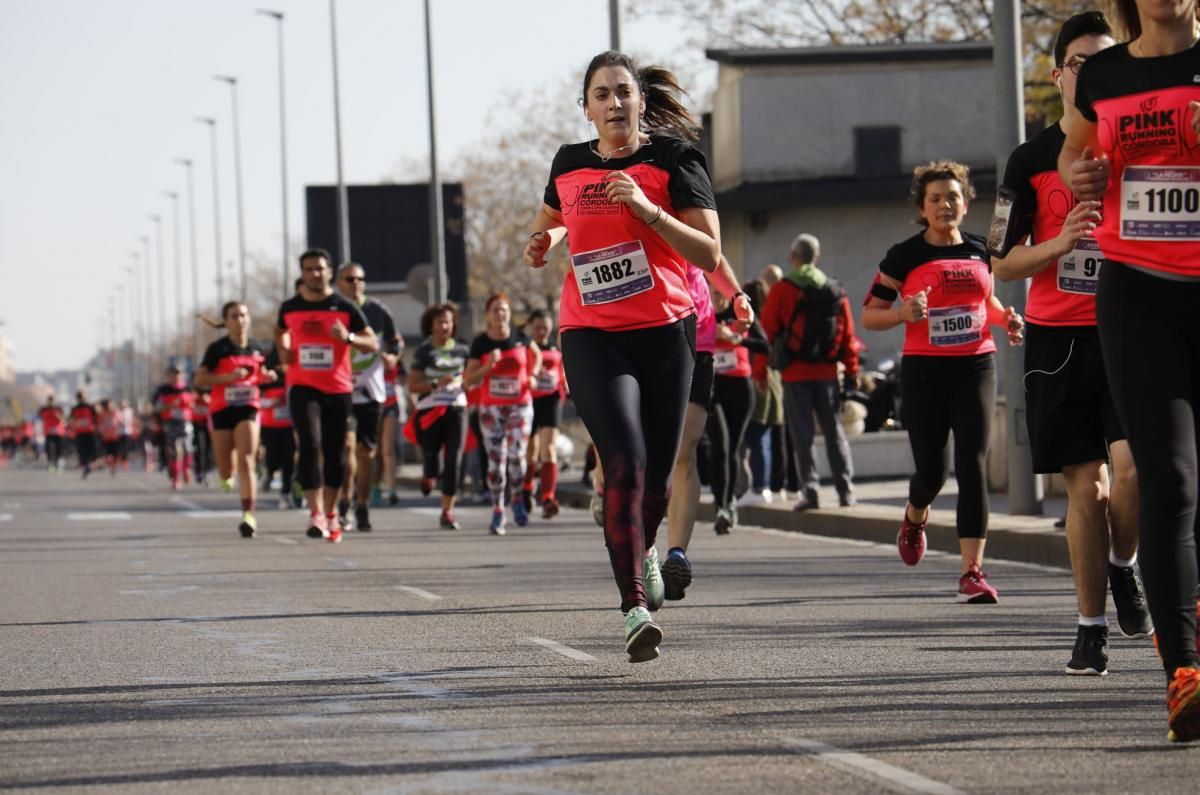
[399, 464, 1074, 569]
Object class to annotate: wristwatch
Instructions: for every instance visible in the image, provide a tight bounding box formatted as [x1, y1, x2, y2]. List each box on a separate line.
[347, 332, 357, 344]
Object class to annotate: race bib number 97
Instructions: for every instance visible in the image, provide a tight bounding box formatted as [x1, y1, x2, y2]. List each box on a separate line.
[1057, 238, 1103, 295]
[1121, 166, 1200, 241]
[571, 241, 655, 306]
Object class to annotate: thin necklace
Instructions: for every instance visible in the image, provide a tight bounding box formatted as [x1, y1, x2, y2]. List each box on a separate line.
[591, 140, 637, 162]
[1132, 29, 1199, 57]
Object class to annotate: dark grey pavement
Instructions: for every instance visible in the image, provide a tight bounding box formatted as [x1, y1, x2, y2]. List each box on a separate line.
[0, 467, 1196, 794]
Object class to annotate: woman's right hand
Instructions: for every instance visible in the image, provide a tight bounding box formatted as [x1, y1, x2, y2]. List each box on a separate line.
[524, 232, 549, 268]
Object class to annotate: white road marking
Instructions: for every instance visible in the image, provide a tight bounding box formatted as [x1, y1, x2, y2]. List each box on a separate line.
[0, 513, 12, 522]
[526, 637, 597, 663]
[395, 585, 443, 601]
[170, 496, 205, 512]
[66, 512, 132, 521]
[119, 585, 201, 596]
[182, 510, 244, 519]
[271, 536, 299, 545]
[780, 736, 964, 795]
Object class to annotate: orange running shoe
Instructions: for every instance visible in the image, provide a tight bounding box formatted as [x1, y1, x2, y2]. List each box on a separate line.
[1167, 666, 1200, 743]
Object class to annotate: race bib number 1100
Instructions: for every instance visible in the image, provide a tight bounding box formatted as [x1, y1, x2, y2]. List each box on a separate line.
[1121, 166, 1200, 241]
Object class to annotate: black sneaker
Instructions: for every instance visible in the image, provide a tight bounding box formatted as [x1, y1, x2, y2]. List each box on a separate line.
[794, 488, 819, 511]
[520, 487, 534, 514]
[439, 510, 460, 530]
[337, 499, 354, 532]
[355, 505, 371, 532]
[1065, 624, 1109, 676]
[1109, 561, 1154, 638]
[661, 548, 692, 601]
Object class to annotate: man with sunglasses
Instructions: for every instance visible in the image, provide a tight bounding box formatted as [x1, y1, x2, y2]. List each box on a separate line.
[335, 262, 401, 533]
[992, 11, 1151, 677]
[275, 250, 377, 542]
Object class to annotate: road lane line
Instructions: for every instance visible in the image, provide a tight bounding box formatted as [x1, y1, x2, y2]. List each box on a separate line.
[395, 585, 443, 601]
[780, 736, 964, 795]
[0, 513, 12, 522]
[170, 496, 205, 512]
[271, 536, 299, 545]
[182, 510, 243, 519]
[66, 512, 132, 521]
[527, 637, 597, 663]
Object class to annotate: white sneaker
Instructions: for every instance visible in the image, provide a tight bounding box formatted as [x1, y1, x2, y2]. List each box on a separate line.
[737, 489, 773, 507]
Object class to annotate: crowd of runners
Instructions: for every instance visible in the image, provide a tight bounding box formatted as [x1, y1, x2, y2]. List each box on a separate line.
[5, 1, 1199, 744]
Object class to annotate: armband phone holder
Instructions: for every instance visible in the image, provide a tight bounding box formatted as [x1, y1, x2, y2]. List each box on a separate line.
[987, 186, 1019, 259]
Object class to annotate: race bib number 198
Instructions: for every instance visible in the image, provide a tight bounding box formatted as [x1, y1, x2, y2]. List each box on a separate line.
[299, 344, 334, 370]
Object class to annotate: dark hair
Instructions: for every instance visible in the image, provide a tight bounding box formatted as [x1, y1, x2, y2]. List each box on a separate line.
[910, 160, 976, 224]
[485, 292, 511, 312]
[293, 276, 304, 291]
[419, 302, 459, 337]
[526, 308, 550, 326]
[1054, 11, 1113, 65]
[298, 248, 331, 267]
[581, 51, 700, 142]
[741, 280, 767, 315]
[199, 301, 245, 330]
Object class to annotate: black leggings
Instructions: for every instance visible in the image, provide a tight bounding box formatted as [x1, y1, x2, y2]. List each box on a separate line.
[417, 405, 467, 497]
[261, 426, 296, 496]
[708, 375, 755, 510]
[46, 435, 62, 463]
[563, 316, 696, 613]
[193, 425, 211, 480]
[900, 354, 995, 540]
[288, 385, 352, 492]
[770, 423, 800, 493]
[76, 433, 96, 470]
[1098, 262, 1200, 677]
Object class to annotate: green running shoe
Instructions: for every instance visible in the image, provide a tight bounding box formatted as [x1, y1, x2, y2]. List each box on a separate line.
[643, 547, 665, 612]
[219, 477, 234, 493]
[623, 606, 662, 663]
[238, 511, 257, 538]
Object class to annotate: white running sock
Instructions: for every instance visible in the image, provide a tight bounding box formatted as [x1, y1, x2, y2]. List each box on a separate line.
[1079, 614, 1108, 627]
[1109, 551, 1137, 568]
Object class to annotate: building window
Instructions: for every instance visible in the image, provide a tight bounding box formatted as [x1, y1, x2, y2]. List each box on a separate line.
[855, 126, 901, 177]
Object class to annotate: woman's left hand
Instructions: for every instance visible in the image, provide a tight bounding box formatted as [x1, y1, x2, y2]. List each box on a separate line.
[732, 293, 755, 329]
[1006, 307, 1024, 346]
[603, 171, 655, 220]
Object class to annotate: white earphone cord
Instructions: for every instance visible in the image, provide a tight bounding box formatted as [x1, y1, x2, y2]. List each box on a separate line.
[1023, 338, 1074, 392]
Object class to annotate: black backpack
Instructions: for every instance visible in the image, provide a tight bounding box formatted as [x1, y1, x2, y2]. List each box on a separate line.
[769, 279, 848, 368]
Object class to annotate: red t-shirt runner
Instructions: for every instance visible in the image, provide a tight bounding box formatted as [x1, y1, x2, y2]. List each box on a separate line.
[69, 404, 97, 434]
[277, 292, 369, 395]
[201, 337, 267, 413]
[470, 330, 534, 407]
[259, 383, 291, 429]
[1075, 42, 1200, 276]
[713, 325, 752, 378]
[878, 233, 997, 358]
[543, 136, 717, 332]
[39, 406, 64, 437]
[530, 343, 566, 399]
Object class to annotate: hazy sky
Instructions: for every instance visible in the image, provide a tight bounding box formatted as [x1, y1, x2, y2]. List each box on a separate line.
[0, 0, 699, 372]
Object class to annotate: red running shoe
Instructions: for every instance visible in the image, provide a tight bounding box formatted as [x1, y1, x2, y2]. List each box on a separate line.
[1167, 667, 1200, 743]
[958, 564, 999, 604]
[897, 507, 927, 566]
[327, 514, 343, 544]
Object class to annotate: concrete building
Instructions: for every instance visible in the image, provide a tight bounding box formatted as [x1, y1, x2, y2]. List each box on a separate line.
[707, 42, 1000, 364]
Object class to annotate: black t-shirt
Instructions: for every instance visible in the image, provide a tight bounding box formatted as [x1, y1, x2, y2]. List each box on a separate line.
[469, 329, 530, 361]
[1075, 41, 1200, 122]
[1001, 123, 1066, 246]
[714, 305, 768, 354]
[542, 135, 717, 213]
[412, 338, 470, 378]
[360, 298, 401, 354]
[200, 337, 265, 372]
[275, 291, 369, 334]
[880, 233, 990, 283]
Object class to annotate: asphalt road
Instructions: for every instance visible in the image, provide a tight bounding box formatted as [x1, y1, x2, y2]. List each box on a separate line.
[0, 466, 1196, 794]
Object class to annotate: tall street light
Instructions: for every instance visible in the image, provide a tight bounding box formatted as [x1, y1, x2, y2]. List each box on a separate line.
[126, 256, 141, 404]
[424, 0, 446, 304]
[328, 0, 350, 263]
[258, 9, 291, 297]
[148, 216, 167, 368]
[609, 0, 620, 51]
[165, 190, 184, 349]
[176, 157, 202, 359]
[140, 233, 157, 383]
[215, 75, 247, 296]
[195, 116, 224, 308]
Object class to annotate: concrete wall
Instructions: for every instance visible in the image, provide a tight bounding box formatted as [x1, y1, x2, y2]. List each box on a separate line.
[711, 59, 997, 190]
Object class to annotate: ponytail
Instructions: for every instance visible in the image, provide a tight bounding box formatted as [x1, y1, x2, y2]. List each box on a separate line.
[197, 313, 225, 330]
[581, 51, 699, 143]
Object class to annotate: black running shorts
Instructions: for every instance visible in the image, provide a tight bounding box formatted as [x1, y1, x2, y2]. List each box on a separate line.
[689, 351, 715, 410]
[211, 405, 258, 432]
[1024, 324, 1124, 474]
[531, 394, 562, 431]
[351, 401, 383, 451]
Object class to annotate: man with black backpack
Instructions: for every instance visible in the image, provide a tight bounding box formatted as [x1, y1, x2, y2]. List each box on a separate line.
[762, 233, 861, 510]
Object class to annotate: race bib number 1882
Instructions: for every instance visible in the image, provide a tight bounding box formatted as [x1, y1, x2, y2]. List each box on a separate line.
[571, 241, 655, 306]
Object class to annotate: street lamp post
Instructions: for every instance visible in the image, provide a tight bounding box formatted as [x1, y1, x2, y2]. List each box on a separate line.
[148, 216, 167, 371]
[195, 117, 224, 309]
[139, 234, 156, 385]
[165, 190, 184, 350]
[424, 0, 446, 304]
[258, 9, 291, 297]
[214, 76, 248, 297]
[176, 158, 202, 359]
[328, 0, 351, 263]
[126, 258, 140, 405]
[609, 0, 620, 51]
